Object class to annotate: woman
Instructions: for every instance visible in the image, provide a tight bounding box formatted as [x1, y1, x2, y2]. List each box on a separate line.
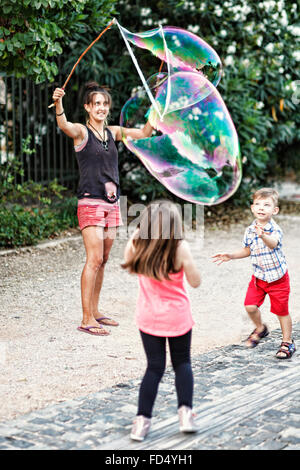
[52, 82, 153, 336]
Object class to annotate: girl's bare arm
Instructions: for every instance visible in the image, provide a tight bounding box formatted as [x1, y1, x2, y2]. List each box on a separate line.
[176, 240, 201, 288]
[123, 228, 140, 263]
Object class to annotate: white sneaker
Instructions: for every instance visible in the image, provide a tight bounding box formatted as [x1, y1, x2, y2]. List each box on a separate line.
[130, 415, 151, 441]
[178, 405, 197, 433]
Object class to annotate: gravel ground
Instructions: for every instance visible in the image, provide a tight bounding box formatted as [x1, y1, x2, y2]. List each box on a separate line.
[0, 213, 300, 422]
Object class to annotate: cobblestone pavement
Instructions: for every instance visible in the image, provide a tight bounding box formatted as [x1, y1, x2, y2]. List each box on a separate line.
[0, 325, 299, 451]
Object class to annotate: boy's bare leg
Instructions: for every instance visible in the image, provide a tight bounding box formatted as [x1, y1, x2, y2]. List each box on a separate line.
[277, 314, 292, 343]
[276, 314, 294, 358]
[245, 305, 266, 347]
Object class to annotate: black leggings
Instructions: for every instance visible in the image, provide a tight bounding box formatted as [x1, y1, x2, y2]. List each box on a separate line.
[137, 329, 193, 418]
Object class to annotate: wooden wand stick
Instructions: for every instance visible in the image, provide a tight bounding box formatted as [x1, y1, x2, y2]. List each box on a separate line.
[48, 18, 115, 108]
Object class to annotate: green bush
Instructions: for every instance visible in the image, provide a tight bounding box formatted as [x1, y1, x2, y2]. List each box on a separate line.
[0, 0, 117, 83]
[0, 158, 78, 248]
[0, 197, 78, 248]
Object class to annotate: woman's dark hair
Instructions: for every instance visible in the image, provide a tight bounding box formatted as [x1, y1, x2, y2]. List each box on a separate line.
[82, 81, 112, 108]
[121, 200, 184, 281]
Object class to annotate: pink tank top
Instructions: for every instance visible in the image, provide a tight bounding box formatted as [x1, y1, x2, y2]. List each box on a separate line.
[136, 269, 194, 337]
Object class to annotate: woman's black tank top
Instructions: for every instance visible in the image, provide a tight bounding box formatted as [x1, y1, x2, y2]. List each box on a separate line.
[75, 127, 120, 203]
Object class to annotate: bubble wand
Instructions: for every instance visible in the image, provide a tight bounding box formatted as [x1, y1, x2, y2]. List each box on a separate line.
[48, 18, 116, 108]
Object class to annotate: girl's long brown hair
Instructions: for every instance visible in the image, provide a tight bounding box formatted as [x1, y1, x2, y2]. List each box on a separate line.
[121, 200, 184, 281]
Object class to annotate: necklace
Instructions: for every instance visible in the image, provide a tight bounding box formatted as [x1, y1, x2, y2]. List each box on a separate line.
[87, 120, 109, 151]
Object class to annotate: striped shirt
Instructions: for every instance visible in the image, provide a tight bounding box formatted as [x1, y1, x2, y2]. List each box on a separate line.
[243, 218, 287, 283]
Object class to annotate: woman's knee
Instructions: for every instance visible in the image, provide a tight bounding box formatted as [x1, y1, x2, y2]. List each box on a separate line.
[86, 256, 103, 271]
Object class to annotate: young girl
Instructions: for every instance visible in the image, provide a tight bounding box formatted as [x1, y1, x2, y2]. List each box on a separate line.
[122, 200, 201, 441]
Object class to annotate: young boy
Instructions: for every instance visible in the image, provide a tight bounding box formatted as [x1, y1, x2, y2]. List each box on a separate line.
[213, 188, 296, 359]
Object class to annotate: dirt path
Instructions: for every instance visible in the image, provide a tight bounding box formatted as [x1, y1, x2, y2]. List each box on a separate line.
[1, 214, 300, 422]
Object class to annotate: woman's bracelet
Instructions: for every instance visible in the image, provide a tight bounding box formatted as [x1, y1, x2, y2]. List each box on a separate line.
[56, 109, 65, 116]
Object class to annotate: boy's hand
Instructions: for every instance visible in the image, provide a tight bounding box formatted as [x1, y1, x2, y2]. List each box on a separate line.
[254, 223, 265, 238]
[212, 253, 232, 265]
[254, 225, 279, 248]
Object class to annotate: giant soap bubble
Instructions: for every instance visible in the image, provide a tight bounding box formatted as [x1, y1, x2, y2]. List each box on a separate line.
[120, 71, 241, 205]
[118, 23, 241, 205]
[121, 25, 223, 87]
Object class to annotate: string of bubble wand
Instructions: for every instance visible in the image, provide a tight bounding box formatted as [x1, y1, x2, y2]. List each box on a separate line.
[113, 19, 164, 120]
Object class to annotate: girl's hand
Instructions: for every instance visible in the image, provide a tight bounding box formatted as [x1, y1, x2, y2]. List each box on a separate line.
[212, 253, 232, 265]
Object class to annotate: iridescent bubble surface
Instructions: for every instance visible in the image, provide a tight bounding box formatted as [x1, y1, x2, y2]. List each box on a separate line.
[121, 26, 222, 87]
[120, 72, 241, 205]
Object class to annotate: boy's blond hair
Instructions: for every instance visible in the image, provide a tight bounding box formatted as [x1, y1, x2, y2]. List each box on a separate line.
[252, 187, 279, 206]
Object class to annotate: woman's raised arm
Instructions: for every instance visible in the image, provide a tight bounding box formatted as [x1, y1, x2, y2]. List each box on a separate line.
[52, 88, 85, 142]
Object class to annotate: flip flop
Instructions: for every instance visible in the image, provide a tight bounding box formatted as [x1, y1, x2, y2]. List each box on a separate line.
[95, 316, 119, 327]
[77, 325, 110, 336]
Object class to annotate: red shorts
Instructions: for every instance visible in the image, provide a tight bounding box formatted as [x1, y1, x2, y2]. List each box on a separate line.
[244, 271, 290, 316]
[77, 198, 123, 231]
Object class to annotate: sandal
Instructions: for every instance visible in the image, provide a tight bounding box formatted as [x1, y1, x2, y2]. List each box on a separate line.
[77, 325, 110, 336]
[245, 324, 269, 348]
[95, 316, 119, 327]
[275, 340, 296, 359]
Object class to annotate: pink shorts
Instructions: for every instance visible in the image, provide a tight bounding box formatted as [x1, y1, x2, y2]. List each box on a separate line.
[77, 198, 123, 230]
[244, 271, 290, 317]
